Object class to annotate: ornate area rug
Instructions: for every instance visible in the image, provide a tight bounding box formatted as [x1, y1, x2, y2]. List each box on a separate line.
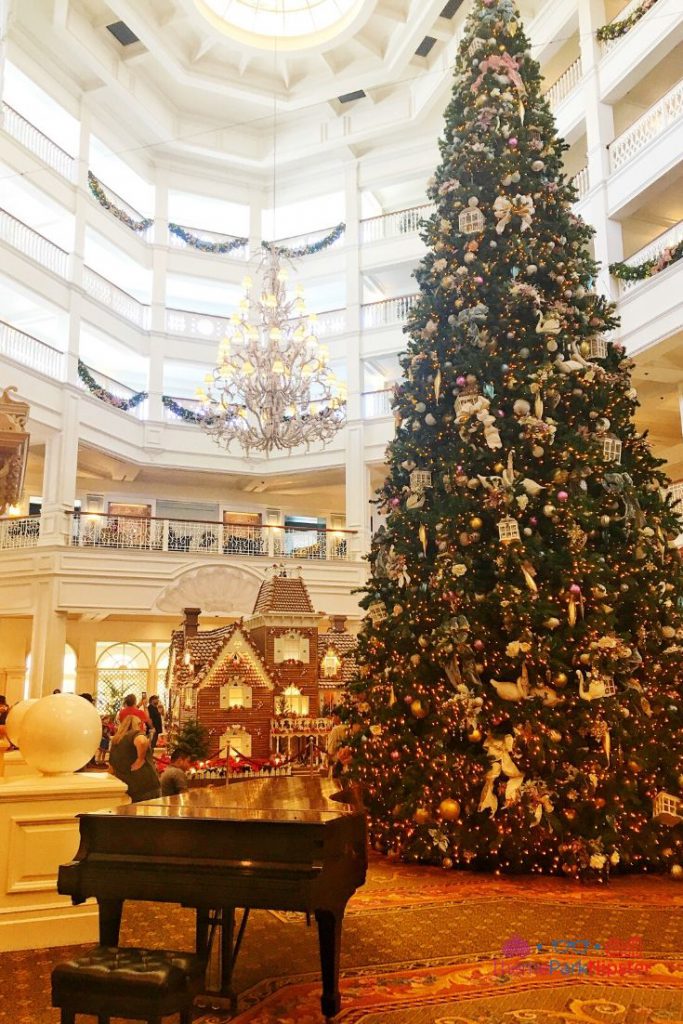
[2, 855, 682, 1024]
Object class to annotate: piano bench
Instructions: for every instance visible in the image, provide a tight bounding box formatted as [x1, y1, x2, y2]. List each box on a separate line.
[51, 946, 206, 1024]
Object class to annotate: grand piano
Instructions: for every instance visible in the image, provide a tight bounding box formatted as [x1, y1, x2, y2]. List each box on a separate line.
[58, 777, 367, 1018]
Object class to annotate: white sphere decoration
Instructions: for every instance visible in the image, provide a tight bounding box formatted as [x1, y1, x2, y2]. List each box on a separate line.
[5, 699, 39, 747]
[20, 694, 101, 775]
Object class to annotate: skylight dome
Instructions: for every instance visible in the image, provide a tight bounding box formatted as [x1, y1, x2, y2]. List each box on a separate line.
[194, 0, 364, 51]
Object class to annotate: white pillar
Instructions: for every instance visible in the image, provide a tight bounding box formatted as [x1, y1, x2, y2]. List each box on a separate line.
[28, 579, 67, 696]
[0, 1, 13, 107]
[65, 106, 92, 385]
[345, 425, 371, 559]
[578, 0, 624, 301]
[39, 391, 79, 545]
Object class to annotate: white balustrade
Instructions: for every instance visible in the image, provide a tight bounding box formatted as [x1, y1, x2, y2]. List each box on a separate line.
[82, 266, 151, 328]
[610, 77, 683, 172]
[169, 224, 249, 260]
[165, 308, 231, 341]
[163, 396, 202, 423]
[0, 517, 41, 549]
[77, 363, 147, 418]
[307, 308, 347, 337]
[667, 481, 683, 519]
[571, 166, 589, 201]
[601, 0, 658, 52]
[270, 224, 344, 255]
[68, 514, 354, 560]
[1, 103, 74, 179]
[362, 389, 393, 418]
[90, 177, 153, 241]
[0, 208, 69, 278]
[543, 58, 582, 111]
[0, 320, 65, 378]
[618, 219, 683, 293]
[360, 204, 434, 244]
[361, 294, 419, 329]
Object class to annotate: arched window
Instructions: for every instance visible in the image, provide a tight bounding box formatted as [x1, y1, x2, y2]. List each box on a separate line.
[96, 643, 149, 712]
[281, 685, 309, 716]
[155, 646, 170, 707]
[24, 644, 78, 697]
[321, 648, 341, 679]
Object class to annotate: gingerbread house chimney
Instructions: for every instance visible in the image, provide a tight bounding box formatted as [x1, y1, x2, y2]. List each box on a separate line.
[330, 615, 347, 633]
[183, 607, 201, 639]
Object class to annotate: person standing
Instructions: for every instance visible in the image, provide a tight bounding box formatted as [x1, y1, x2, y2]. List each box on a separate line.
[109, 716, 160, 802]
[117, 693, 152, 729]
[147, 695, 163, 750]
[326, 713, 347, 776]
[160, 748, 193, 796]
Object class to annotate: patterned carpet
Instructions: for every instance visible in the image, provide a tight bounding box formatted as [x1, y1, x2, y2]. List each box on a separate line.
[2, 855, 683, 1024]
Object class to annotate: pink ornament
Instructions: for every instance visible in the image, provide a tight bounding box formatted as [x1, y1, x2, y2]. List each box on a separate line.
[569, 583, 582, 595]
[557, 490, 569, 502]
[390, 750, 401, 761]
[473, 639, 485, 651]
[404, 695, 413, 704]
[497, 409, 504, 417]
[390, 497, 400, 507]
[456, 376, 466, 387]
[529, 516, 538, 526]
[508, 137, 518, 148]
[474, 276, 484, 285]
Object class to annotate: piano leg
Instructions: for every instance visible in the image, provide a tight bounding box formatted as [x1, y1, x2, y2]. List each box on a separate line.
[315, 908, 343, 1019]
[97, 898, 123, 947]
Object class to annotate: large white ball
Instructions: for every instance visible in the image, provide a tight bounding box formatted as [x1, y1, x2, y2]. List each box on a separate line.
[5, 699, 39, 747]
[20, 694, 101, 775]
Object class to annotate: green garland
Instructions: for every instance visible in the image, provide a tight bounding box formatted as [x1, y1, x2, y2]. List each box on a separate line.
[262, 222, 345, 258]
[78, 359, 148, 411]
[88, 172, 153, 233]
[168, 223, 248, 254]
[161, 395, 204, 423]
[610, 238, 683, 282]
[597, 0, 659, 41]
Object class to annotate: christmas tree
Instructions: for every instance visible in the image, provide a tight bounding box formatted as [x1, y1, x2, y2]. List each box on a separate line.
[345, 0, 683, 879]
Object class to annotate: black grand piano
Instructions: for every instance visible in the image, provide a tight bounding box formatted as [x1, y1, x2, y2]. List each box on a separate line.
[58, 777, 367, 1019]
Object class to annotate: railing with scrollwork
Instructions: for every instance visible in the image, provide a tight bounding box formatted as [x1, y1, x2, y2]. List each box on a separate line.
[361, 294, 419, 329]
[571, 166, 589, 200]
[68, 513, 356, 560]
[0, 207, 69, 278]
[82, 266, 151, 329]
[1, 102, 75, 179]
[601, 0, 658, 52]
[362, 388, 394, 418]
[360, 204, 434, 244]
[609, 77, 683, 172]
[0, 320, 65, 379]
[618, 219, 683, 294]
[165, 307, 230, 340]
[0, 516, 41, 549]
[543, 57, 582, 110]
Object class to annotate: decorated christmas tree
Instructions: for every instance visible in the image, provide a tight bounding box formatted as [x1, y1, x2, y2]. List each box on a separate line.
[345, 0, 683, 879]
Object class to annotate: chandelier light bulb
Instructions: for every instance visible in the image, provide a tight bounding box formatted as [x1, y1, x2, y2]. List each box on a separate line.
[277, 269, 289, 282]
[242, 275, 253, 289]
[272, 358, 285, 374]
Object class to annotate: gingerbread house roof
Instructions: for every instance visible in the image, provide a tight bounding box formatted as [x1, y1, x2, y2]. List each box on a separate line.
[252, 574, 315, 615]
[318, 629, 357, 686]
[194, 623, 276, 689]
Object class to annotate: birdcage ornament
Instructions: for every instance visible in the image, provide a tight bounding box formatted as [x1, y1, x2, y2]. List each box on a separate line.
[601, 676, 617, 697]
[498, 516, 521, 544]
[367, 600, 388, 626]
[468, 37, 483, 58]
[653, 791, 683, 826]
[596, 433, 623, 464]
[458, 206, 485, 235]
[588, 337, 608, 361]
[410, 469, 433, 493]
[455, 386, 481, 418]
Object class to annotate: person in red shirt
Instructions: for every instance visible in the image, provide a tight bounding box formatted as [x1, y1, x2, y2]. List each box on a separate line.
[117, 693, 152, 729]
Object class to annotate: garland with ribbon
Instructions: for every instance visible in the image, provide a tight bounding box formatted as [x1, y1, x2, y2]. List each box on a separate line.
[88, 172, 153, 234]
[78, 359, 148, 411]
[262, 222, 345, 259]
[168, 223, 248, 254]
[597, 0, 659, 41]
[610, 238, 683, 282]
[161, 395, 204, 423]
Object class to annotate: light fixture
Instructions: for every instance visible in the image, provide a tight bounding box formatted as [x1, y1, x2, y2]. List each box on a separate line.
[196, 246, 346, 455]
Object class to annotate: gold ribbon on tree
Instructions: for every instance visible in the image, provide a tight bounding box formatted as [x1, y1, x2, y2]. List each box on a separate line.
[493, 194, 535, 235]
[478, 733, 524, 815]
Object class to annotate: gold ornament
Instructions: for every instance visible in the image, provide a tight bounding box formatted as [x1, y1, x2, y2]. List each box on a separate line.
[393, 604, 404, 615]
[410, 653, 421, 666]
[413, 807, 431, 825]
[442, 856, 454, 869]
[494, 462, 504, 473]
[469, 516, 483, 530]
[671, 864, 683, 880]
[469, 727, 483, 742]
[627, 759, 642, 773]
[554, 672, 568, 687]
[579, 653, 591, 665]
[418, 635, 430, 648]
[439, 798, 461, 821]
[549, 729, 562, 742]
[410, 699, 428, 719]
[564, 808, 577, 822]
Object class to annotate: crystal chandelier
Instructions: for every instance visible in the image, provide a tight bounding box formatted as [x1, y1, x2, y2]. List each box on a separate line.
[196, 247, 346, 455]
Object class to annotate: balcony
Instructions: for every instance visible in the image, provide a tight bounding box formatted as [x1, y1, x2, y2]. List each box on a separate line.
[0, 516, 41, 550]
[82, 266, 151, 330]
[0, 207, 69, 279]
[610, 78, 683, 173]
[169, 223, 249, 260]
[1, 102, 74, 180]
[544, 57, 582, 111]
[361, 388, 393, 419]
[0, 320, 65, 379]
[77, 362, 147, 419]
[361, 294, 418, 330]
[616, 240, 683, 355]
[360, 204, 433, 244]
[617, 220, 683, 295]
[69, 513, 356, 561]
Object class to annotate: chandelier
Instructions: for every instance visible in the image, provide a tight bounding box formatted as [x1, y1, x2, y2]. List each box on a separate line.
[196, 247, 346, 455]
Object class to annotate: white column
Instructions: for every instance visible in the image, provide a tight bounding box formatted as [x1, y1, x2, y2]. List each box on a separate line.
[147, 171, 168, 422]
[578, 0, 624, 301]
[248, 187, 262, 256]
[65, 106, 92, 385]
[39, 391, 79, 545]
[0, 1, 13, 107]
[28, 579, 67, 696]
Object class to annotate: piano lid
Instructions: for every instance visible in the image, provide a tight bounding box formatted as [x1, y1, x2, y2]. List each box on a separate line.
[89, 776, 365, 825]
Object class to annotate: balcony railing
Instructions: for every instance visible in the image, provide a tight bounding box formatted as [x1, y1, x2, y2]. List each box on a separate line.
[0, 207, 69, 278]
[360, 203, 434, 244]
[270, 224, 344, 255]
[362, 388, 394, 418]
[544, 57, 582, 111]
[0, 320, 65, 379]
[571, 166, 589, 201]
[82, 266, 151, 329]
[601, 0, 658, 53]
[0, 516, 41, 550]
[163, 396, 202, 422]
[77, 362, 147, 418]
[610, 77, 683, 172]
[69, 513, 356, 560]
[618, 219, 683, 294]
[1, 102, 75, 179]
[89, 176, 153, 240]
[169, 223, 249, 260]
[166, 307, 230, 341]
[361, 294, 419, 329]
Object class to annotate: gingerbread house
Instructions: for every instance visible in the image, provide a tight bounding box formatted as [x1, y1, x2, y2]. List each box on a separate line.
[168, 567, 356, 759]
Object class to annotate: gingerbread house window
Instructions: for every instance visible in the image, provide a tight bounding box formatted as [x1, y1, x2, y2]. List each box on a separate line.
[220, 726, 252, 759]
[220, 679, 252, 709]
[321, 648, 342, 679]
[183, 684, 194, 709]
[281, 684, 309, 716]
[274, 631, 310, 664]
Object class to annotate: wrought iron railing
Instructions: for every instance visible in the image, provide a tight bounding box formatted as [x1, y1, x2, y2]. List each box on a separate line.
[0, 320, 65, 379]
[609, 77, 683, 172]
[360, 203, 433, 244]
[1, 102, 75, 179]
[0, 516, 41, 549]
[0, 207, 69, 278]
[82, 266, 151, 329]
